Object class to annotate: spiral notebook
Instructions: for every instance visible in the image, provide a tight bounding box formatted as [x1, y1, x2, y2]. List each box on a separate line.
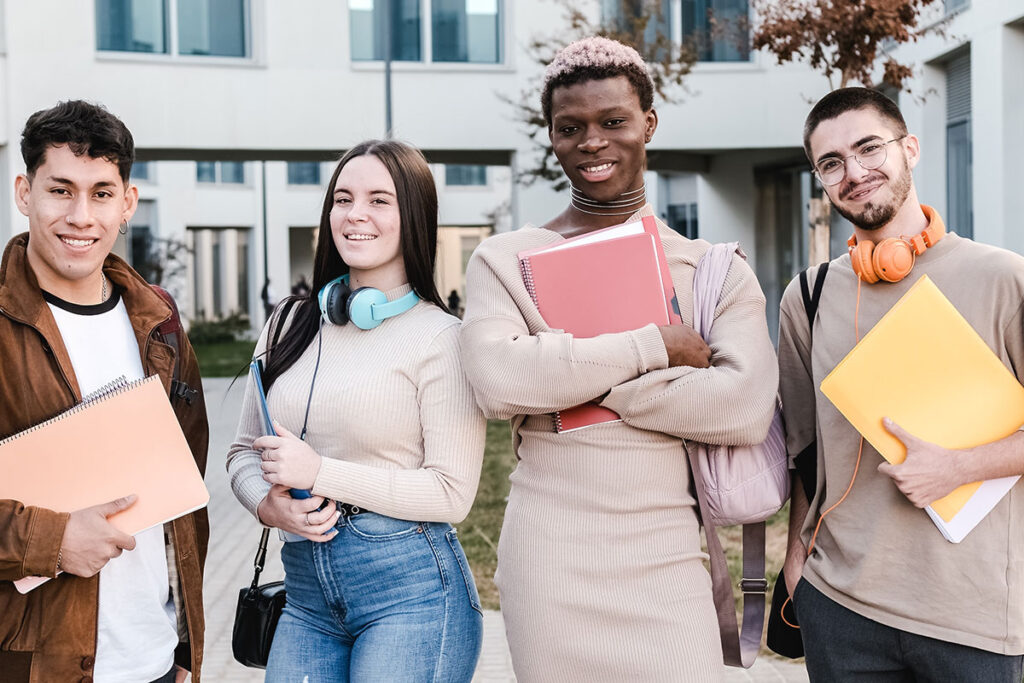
[518, 215, 678, 432]
[0, 375, 209, 592]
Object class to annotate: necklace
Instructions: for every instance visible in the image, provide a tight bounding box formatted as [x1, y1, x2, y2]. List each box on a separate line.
[101, 273, 108, 302]
[569, 184, 647, 216]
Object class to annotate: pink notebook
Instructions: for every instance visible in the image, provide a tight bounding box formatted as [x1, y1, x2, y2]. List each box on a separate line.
[0, 375, 209, 592]
[519, 228, 673, 432]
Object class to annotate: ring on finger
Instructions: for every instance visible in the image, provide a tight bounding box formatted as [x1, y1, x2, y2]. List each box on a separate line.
[305, 512, 312, 526]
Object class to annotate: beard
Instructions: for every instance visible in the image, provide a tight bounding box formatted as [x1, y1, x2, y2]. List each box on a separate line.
[831, 156, 913, 231]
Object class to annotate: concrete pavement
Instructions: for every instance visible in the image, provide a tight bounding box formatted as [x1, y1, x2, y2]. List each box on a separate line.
[199, 376, 807, 681]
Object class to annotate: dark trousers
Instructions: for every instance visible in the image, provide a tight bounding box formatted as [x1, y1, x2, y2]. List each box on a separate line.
[793, 578, 1024, 683]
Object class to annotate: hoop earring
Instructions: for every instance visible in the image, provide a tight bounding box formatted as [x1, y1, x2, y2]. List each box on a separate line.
[119, 221, 129, 236]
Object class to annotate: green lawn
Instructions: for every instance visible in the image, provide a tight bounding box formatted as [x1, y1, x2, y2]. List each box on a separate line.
[192, 340, 256, 378]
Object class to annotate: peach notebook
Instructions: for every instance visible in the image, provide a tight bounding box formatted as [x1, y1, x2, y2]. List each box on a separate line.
[0, 375, 209, 592]
[820, 275, 1024, 543]
[519, 219, 676, 432]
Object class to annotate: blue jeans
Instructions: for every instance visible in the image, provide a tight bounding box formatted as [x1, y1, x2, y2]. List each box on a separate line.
[794, 578, 1024, 682]
[266, 512, 483, 683]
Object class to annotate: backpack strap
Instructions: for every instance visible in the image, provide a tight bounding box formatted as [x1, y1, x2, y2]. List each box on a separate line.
[690, 243, 765, 668]
[799, 262, 829, 330]
[794, 263, 828, 502]
[150, 285, 198, 406]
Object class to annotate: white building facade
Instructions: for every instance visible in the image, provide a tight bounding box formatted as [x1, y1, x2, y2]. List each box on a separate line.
[0, 0, 1019, 335]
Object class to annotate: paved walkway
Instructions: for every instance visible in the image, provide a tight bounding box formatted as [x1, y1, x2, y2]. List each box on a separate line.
[199, 377, 807, 682]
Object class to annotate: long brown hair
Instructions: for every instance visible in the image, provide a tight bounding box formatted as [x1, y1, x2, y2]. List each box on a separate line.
[262, 140, 447, 391]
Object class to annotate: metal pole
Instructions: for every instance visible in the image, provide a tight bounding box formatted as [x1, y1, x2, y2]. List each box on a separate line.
[260, 160, 271, 322]
[383, 0, 393, 138]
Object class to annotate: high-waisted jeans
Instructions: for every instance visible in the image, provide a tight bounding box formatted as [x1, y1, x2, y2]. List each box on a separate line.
[265, 512, 483, 683]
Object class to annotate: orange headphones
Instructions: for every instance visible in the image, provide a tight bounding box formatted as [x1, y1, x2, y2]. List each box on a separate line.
[847, 205, 946, 283]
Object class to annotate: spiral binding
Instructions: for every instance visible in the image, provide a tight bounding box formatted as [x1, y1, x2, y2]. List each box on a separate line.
[519, 257, 538, 305]
[552, 411, 563, 433]
[0, 375, 156, 448]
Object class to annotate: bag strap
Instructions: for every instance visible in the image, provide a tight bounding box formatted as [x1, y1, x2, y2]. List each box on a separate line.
[691, 243, 765, 668]
[799, 262, 829, 330]
[795, 264, 828, 502]
[247, 527, 271, 592]
[150, 285, 198, 406]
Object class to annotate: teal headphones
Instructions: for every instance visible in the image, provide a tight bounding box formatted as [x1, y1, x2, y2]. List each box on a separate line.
[317, 274, 419, 330]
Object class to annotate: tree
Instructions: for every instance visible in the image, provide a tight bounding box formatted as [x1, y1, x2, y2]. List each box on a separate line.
[752, 0, 944, 91]
[134, 235, 192, 299]
[506, 0, 700, 189]
[751, 0, 946, 264]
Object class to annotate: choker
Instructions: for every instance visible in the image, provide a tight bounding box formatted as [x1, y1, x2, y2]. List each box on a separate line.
[570, 184, 646, 216]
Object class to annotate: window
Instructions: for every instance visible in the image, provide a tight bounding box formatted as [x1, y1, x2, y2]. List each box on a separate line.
[132, 161, 152, 181]
[287, 162, 322, 186]
[667, 202, 698, 239]
[945, 0, 969, 14]
[602, 0, 671, 51]
[946, 52, 972, 238]
[432, 0, 500, 63]
[445, 164, 487, 186]
[681, 0, 750, 62]
[97, 0, 167, 53]
[350, 0, 502, 64]
[196, 161, 246, 184]
[96, 0, 248, 58]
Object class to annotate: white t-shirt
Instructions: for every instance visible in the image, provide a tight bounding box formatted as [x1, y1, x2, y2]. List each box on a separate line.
[45, 288, 177, 683]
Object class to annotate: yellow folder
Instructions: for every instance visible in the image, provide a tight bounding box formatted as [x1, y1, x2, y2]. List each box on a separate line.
[820, 275, 1024, 542]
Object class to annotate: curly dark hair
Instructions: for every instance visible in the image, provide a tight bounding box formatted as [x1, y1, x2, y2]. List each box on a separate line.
[21, 100, 135, 182]
[541, 37, 655, 128]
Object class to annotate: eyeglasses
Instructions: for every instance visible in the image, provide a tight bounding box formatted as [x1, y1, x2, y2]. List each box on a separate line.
[813, 136, 907, 186]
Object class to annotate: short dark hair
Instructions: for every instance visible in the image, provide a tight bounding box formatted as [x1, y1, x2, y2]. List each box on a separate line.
[803, 87, 907, 161]
[541, 37, 655, 128]
[20, 100, 135, 182]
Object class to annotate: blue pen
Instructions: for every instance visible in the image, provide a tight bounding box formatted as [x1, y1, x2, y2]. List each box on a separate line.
[249, 359, 311, 499]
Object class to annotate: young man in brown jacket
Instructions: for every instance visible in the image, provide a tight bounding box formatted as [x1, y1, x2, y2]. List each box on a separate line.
[0, 101, 209, 682]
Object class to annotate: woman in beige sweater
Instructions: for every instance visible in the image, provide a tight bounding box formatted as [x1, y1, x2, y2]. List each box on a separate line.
[460, 38, 777, 681]
[227, 140, 486, 681]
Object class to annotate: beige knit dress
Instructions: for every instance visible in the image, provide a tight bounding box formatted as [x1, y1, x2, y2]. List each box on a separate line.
[460, 207, 778, 682]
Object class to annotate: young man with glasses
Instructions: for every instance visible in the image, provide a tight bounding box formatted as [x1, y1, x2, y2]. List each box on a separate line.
[0, 101, 209, 682]
[777, 87, 1024, 681]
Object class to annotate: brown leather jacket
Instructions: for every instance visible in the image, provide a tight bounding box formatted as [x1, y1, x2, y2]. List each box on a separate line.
[0, 233, 209, 682]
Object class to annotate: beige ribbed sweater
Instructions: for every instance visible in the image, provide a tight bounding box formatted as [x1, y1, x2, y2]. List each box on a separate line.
[460, 207, 777, 682]
[227, 285, 486, 524]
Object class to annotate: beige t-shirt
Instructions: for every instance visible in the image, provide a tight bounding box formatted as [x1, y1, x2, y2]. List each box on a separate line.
[779, 227, 1024, 654]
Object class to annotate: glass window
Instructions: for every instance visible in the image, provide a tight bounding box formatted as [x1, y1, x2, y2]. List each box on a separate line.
[602, 0, 671, 53]
[196, 161, 216, 183]
[445, 164, 487, 186]
[433, 0, 500, 63]
[667, 202, 698, 239]
[287, 162, 322, 186]
[681, 0, 750, 62]
[945, 0, 969, 14]
[96, 0, 168, 54]
[220, 161, 245, 184]
[177, 0, 246, 57]
[132, 160, 151, 181]
[350, 0, 422, 62]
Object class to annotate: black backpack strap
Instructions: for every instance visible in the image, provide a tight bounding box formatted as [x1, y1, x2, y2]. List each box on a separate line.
[794, 263, 828, 504]
[151, 285, 198, 406]
[799, 262, 829, 330]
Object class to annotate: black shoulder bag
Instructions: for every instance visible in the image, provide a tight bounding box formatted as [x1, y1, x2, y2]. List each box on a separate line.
[766, 262, 827, 659]
[231, 298, 298, 669]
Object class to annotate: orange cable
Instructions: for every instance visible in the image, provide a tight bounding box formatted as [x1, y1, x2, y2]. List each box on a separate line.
[784, 276, 867, 629]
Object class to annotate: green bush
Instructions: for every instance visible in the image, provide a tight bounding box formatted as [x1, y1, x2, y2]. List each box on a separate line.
[187, 311, 251, 345]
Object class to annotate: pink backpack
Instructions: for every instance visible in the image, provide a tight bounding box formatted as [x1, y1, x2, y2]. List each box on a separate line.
[686, 242, 789, 668]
